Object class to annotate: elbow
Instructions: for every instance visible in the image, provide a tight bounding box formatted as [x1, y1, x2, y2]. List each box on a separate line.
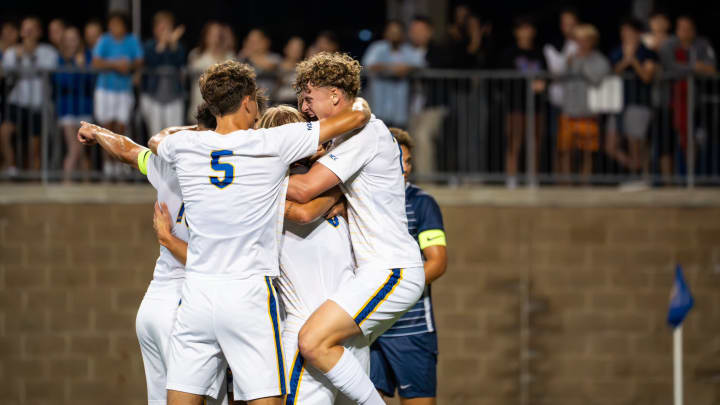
[294, 208, 316, 224]
[288, 183, 313, 204]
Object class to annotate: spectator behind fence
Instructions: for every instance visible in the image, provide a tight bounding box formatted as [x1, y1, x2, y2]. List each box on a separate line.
[363, 19, 424, 127]
[84, 18, 103, 50]
[606, 18, 658, 179]
[275, 36, 305, 104]
[0, 21, 19, 58]
[544, 7, 579, 108]
[187, 21, 234, 121]
[0, 16, 58, 176]
[238, 28, 281, 96]
[92, 11, 143, 179]
[55, 26, 93, 182]
[306, 30, 339, 58]
[499, 16, 547, 188]
[406, 16, 451, 175]
[557, 24, 610, 181]
[48, 18, 65, 50]
[643, 11, 672, 52]
[660, 16, 716, 163]
[141, 11, 186, 136]
[446, 4, 494, 69]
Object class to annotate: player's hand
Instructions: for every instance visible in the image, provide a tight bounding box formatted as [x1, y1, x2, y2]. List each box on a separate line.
[351, 97, 371, 120]
[325, 199, 347, 220]
[77, 121, 99, 145]
[153, 202, 174, 247]
[115, 59, 131, 74]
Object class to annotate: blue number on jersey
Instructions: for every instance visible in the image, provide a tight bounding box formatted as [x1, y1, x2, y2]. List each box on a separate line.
[327, 216, 340, 227]
[209, 150, 234, 189]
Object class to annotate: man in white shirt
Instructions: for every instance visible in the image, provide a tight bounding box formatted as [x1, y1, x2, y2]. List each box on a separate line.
[0, 16, 58, 174]
[147, 60, 371, 405]
[76, 105, 230, 405]
[285, 52, 425, 405]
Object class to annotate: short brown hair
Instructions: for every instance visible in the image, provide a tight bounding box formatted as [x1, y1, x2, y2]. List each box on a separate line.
[293, 52, 362, 98]
[199, 61, 257, 117]
[257, 105, 306, 129]
[389, 128, 414, 151]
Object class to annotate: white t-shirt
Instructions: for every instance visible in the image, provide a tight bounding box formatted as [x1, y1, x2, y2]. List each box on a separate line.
[318, 115, 423, 272]
[157, 121, 320, 279]
[2, 44, 58, 108]
[144, 152, 187, 281]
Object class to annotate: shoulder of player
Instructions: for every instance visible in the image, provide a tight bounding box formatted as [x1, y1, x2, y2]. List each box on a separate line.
[407, 184, 439, 207]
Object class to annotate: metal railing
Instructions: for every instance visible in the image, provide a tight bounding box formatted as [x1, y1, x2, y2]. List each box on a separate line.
[1, 67, 718, 187]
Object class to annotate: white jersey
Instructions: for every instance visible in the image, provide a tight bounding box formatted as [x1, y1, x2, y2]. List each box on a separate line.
[318, 115, 423, 272]
[276, 212, 355, 328]
[144, 152, 187, 281]
[157, 121, 320, 279]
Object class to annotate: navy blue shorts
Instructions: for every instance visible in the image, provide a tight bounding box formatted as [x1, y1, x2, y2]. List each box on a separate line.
[370, 332, 438, 398]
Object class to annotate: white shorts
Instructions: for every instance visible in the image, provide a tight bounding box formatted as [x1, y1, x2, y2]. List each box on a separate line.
[330, 267, 425, 343]
[166, 275, 286, 401]
[283, 317, 370, 405]
[94, 88, 134, 124]
[136, 279, 228, 405]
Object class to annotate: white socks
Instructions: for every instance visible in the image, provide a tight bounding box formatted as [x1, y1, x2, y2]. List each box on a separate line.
[324, 348, 384, 405]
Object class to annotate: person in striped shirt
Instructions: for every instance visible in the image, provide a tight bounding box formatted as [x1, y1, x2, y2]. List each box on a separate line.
[370, 128, 448, 404]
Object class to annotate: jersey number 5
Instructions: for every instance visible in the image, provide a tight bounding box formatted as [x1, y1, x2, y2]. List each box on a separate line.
[210, 150, 234, 189]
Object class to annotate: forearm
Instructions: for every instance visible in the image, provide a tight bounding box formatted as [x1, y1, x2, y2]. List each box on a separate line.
[424, 256, 447, 284]
[95, 129, 145, 168]
[92, 58, 115, 70]
[286, 163, 341, 203]
[285, 187, 342, 224]
[148, 125, 196, 155]
[317, 98, 370, 144]
[160, 234, 188, 265]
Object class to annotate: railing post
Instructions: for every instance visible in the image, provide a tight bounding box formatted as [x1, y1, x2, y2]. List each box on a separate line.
[525, 74, 537, 188]
[41, 70, 50, 186]
[686, 76, 695, 188]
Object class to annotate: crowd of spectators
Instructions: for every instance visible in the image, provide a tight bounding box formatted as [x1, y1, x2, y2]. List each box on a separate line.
[0, 5, 717, 185]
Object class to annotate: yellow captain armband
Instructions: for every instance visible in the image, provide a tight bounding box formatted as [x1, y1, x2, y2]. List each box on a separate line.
[137, 148, 151, 176]
[418, 229, 446, 250]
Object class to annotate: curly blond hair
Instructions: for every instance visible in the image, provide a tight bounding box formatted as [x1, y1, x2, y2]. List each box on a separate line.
[293, 52, 362, 98]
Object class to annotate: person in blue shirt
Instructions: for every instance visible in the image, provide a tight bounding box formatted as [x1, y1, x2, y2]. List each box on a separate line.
[91, 11, 143, 179]
[54, 26, 94, 182]
[362, 20, 425, 127]
[370, 128, 448, 405]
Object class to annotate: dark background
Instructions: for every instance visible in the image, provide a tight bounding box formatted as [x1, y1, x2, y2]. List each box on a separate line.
[3, 0, 720, 58]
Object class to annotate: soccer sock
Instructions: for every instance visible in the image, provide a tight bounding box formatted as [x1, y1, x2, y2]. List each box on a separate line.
[324, 347, 384, 405]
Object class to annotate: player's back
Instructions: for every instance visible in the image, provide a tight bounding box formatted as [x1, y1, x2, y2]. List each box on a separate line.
[142, 151, 187, 281]
[319, 116, 423, 272]
[157, 122, 320, 279]
[277, 214, 354, 330]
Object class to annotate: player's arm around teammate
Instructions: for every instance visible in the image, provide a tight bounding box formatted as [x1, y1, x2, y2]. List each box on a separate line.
[77, 121, 196, 168]
[153, 202, 189, 265]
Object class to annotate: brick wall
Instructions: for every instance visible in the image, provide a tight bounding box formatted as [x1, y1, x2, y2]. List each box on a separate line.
[2, 198, 720, 404]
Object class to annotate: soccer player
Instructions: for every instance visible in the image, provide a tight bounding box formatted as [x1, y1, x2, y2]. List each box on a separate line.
[147, 61, 372, 405]
[153, 105, 369, 405]
[370, 129, 447, 405]
[76, 103, 228, 405]
[286, 52, 425, 405]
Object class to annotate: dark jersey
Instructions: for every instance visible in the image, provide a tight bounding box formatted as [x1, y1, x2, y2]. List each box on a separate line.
[381, 183, 445, 337]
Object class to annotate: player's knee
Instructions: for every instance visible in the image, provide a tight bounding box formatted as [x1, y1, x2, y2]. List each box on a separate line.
[297, 326, 324, 363]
